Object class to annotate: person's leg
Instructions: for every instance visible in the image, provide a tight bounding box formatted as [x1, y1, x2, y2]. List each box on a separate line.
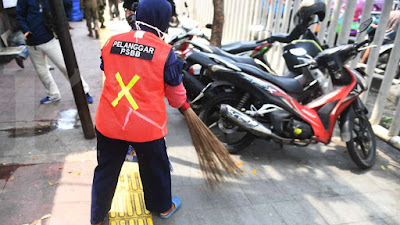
[42, 39, 90, 93]
[91, 129, 129, 224]
[131, 138, 172, 213]
[92, 8, 100, 39]
[27, 45, 61, 99]
[99, 6, 105, 28]
[85, 9, 93, 36]
[19, 46, 29, 60]
[361, 48, 371, 64]
[64, 0, 73, 20]
[114, 0, 120, 19]
[108, 0, 114, 19]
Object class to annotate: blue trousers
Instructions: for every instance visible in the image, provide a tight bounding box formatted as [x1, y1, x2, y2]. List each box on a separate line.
[90, 129, 172, 224]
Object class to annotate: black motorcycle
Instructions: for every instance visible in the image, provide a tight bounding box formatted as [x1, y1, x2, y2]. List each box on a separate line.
[182, 1, 328, 111]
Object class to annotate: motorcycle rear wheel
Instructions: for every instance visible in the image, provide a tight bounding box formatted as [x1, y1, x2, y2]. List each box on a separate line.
[199, 92, 255, 154]
[346, 111, 376, 169]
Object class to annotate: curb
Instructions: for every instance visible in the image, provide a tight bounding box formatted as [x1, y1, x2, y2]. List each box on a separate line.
[372, 124, 400, 150]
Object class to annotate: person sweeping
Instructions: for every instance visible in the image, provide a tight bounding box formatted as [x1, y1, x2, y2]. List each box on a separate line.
[91, 0, 187, 223]
[91, 0, 241, 224]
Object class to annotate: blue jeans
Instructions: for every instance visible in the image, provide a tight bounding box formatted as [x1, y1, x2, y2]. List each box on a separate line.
[10, 31, 29, 59]
[90, 129, 172, 224]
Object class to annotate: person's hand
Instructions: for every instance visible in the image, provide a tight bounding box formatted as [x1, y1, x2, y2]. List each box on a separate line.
[24, 31, 31, 41]
[179, 102, 191, 113]
[370, 24, 378, 29]
[125, 9, 133, 17]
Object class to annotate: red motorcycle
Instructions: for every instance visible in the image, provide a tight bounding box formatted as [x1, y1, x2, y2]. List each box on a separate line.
[201, 38, 376, 169]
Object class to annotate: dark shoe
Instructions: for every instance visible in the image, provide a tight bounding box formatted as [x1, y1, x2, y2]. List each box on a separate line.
[40, 96, 61, 104]
[15, 57, 24, 68]
[100, 24, 106, 29]
[88, 31, 93, 37]
[95, 29, 99, 39]
[86, 93, 93, 104]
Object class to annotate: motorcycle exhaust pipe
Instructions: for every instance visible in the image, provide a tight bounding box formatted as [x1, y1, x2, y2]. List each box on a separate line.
[220, 104, 312, 144]
[220, 104, 275, 139]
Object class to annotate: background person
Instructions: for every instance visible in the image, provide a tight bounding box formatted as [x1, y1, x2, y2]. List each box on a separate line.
[16, 0, 93, 104]
[80, 0, 102, 38]
[361, 9, 400, 63]
[108, 0, 120, 20]
[63, 0, 73, 29]
[122, 0, 139, 28]
[98, 0, 107, 28]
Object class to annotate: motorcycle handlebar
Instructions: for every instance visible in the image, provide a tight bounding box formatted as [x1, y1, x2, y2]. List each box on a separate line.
[355, 40, 369, 50]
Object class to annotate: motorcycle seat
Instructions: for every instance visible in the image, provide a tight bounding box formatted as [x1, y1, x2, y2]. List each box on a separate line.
[208, 46, 263, 69]
[235, 63, 304, 94]
[221, 41, 259, 54]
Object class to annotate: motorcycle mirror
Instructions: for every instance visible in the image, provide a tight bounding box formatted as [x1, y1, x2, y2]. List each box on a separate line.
[289, 48, 307, 57]
[206, 24, 212, 29]
[358, 18, 373, 33]
[184, 1, 188, 8]
[249, 24, 264, 32]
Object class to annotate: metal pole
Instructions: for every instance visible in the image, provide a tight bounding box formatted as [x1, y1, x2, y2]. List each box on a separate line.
[327, 0, 343, 47]
[369, 27, 400, 125]
[361, 0, 394, 103]
[317, 0, 333, 44]
[389, 98, 400, 136]
[350, 0, 375, 68]
[288, 0, 301, 32]
[336, 0, 357, 45]
[48, 0, 96, 139]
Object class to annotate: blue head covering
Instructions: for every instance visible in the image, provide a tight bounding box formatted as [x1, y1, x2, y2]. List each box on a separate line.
[135, 0, 172, 36]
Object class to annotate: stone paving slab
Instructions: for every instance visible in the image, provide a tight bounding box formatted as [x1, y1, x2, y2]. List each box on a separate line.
[383, 216, 400, 225]
[0, 202, 52, 225]
[272, 200, 329, 225]
[0, 179, 5, 197]
[48, 202, 90, 225]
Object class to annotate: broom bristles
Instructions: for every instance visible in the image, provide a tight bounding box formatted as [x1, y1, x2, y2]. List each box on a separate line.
[183, 107, 242, 187]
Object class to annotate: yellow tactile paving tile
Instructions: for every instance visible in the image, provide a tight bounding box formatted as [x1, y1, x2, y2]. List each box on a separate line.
[108, 162, 153, 225]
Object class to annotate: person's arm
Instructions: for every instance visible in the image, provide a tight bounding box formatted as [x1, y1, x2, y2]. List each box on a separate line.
[164, 50, 187, 109]
[16, 0, 30, 35]
[100, 55, 104, 71]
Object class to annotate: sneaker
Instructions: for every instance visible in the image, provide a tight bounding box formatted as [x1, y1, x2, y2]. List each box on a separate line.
[86, 93, 93, 104]
[40, 96, 61, 104]
[15, 57, 24, 68]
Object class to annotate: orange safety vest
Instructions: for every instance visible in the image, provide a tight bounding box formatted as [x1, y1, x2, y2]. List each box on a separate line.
[95, 30, 172, 142]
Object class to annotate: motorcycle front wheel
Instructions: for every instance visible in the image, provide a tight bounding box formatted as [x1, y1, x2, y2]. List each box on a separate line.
[199, 92, 255, 154]
[346, 111, 376, 169]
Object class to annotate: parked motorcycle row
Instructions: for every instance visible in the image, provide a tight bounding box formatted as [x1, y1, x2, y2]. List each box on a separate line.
[169, 0, 377, 169]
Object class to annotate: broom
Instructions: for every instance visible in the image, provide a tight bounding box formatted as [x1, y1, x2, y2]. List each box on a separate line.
[180, 102, 243, 187]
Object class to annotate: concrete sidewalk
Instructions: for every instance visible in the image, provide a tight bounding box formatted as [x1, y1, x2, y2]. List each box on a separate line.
[1, 18, 400, 225]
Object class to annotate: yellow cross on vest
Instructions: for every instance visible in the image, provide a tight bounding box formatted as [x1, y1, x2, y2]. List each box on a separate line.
[112, 72, 140, 110]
